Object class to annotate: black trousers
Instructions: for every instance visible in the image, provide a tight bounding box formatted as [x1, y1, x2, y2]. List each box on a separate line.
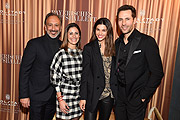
[115, 90, 148, 120]
[29, 92, 56, 120]
[84, 95, 114, 120]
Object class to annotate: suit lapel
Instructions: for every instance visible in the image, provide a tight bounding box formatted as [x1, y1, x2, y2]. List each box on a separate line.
[92, 40, 105, 76]
[126, 35, 141, 66]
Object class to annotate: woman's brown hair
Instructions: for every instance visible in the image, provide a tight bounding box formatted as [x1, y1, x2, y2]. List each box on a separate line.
[61, 23, 81, 51]
[90, 18, 115, 56]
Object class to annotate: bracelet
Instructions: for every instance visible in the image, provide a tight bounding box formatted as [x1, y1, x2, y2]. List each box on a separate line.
[57, 96, 63, 101]
[57, 96, 63, 99]
[59, 98, 63, 102]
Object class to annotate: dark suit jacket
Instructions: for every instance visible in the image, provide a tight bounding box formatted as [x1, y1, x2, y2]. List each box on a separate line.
[80, 40, 118, 112]
[19, 34, 62, 101]
[115, 29, 164, 104]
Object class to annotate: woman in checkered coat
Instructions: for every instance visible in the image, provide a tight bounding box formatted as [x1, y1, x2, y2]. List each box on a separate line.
[50, 23, 82, 120]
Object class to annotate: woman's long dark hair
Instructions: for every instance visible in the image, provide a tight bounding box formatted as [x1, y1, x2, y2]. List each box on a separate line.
[90, 18, 115, 56]
[61, 23, 81, 51]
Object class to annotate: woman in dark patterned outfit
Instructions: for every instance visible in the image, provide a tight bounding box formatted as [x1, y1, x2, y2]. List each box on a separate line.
[50, 23, 82, 120]
[79, 18, 118, 120]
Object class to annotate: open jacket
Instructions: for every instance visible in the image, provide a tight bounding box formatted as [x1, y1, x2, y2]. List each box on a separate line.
[115, 29, 164, 104]
[80, 40, 118, 112]
[19, 34, 62, 101]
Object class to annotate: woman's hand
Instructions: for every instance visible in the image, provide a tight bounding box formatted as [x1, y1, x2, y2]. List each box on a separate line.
[79, 100, 86, 111]
[59, 100, 70, 114]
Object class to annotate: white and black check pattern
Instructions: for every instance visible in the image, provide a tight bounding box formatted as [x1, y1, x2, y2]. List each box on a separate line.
[50, 48, 82, 119]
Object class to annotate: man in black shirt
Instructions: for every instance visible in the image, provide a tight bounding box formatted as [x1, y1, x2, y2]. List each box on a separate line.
[19, 12, 62, 120]
[115, 5, 164, 120]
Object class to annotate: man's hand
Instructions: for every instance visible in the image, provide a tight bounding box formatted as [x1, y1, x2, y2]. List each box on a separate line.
[20, 98, 30, 108]
[79, 100, 86, 111]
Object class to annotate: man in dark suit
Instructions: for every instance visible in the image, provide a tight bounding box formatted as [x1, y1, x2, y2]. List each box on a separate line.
[19, 12, 62, 120]
[114, 5, 164, 120]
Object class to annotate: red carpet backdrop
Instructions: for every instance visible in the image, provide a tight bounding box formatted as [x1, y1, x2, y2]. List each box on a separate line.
[0, 0, 180, 120]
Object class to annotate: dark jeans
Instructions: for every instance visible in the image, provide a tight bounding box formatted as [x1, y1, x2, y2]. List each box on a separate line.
[84, 95, 114, 120]
[29, 92, 56, 120]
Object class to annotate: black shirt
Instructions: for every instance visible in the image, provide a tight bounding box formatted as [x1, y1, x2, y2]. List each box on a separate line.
[46, 34, 61, 54]
[116, 31, 135, 85]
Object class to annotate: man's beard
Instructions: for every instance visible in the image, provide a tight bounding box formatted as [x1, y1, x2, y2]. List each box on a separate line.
[121, 25, 134, 35]
[47, 30, 60, 39]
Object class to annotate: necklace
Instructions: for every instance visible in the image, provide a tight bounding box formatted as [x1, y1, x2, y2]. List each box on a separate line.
[98, 40, 105, 56]
[98, 41, 101, 48]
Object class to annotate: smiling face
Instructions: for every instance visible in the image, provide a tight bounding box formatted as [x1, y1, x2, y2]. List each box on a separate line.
[118, 10, 136, 36]
[45, 15, 61, 38]
[95, 24, 107, 41]
[67, 27, 80, 49]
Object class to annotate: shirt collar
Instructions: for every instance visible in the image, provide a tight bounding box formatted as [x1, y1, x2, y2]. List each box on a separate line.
[119, 29, 137, 43]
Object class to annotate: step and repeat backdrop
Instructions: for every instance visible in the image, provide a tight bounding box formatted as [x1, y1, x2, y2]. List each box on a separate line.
[0, 0, 180, 120]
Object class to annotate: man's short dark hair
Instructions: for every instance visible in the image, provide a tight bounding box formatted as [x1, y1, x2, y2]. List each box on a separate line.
[117, 5, 136, 19]
[44, 12, 62, 25]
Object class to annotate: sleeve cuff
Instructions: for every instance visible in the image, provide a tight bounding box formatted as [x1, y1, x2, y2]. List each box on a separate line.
[55, 86, 61, 92]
